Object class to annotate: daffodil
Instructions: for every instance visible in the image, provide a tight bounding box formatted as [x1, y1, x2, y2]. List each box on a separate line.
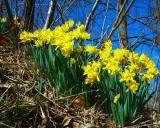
[68, 58, 76, 67]
[99, 49, 111, 62]
[82, 61, 101, 85]
[126, 80, 139, 94]
[119, 70, 135, 82]
[92, 60, 102, 70]
[61, 41, 74, 57]
[84, 44, 98, 54]
[81, 32, 90, 40]
[13, 16, 20, 26]
[36, 69, 40, 75]
[19, 31, 34, 42]
[113, 48, 129, 64]
[113, 94, 120, 104]
[142, 73, 154, 83]
[146, 60, 156, 69]
[128, 63, 138, 72]
[139, 53, 149, 66]
[147, 67, 159, 76]
[34, 39, 43, 47]
[1, 18, 7, 23]
[128, 51, 139, 63]
[104, 40, 112, 51]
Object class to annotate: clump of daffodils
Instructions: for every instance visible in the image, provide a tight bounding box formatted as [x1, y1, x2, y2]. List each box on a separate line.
[82, 40, 159, 95]
[20, 20, 159, 96]
[82, 60, 102, 85]
[84, 44, 99, 55]
[13, 16, 20, 27]
[1, 16, 20, 26]
[20, 20, 90, 58]
[1, 17, 7, 23]
[68, 58, 76, 67]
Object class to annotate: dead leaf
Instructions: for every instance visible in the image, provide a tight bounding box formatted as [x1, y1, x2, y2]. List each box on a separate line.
[72, 96, 85, 106]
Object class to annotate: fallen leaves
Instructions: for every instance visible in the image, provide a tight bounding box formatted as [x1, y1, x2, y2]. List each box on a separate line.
[72, 96, 85, 106]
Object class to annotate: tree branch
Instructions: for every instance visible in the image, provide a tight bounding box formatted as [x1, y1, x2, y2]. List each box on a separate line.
[85, 0, 100, 31]
[43, 0, 57, 29]
[127, 14, 158, 34]
[4, 0, 13, 23]
[107, 0, 135, 40]
[100, 0, 109, 42]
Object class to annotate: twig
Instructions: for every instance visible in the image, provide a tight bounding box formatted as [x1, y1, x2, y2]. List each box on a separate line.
[52, 0, 76, 26]
[0, 122, 15, 128]
[3, 74, 31, 85]
[107, 0, 135, 40]
[99, 0, 109, 44]
[97, 98, 107, 111]
[85, 0, 100, 31]
[127, 14, 157, 34]
[0, 86, 11, 101]
[113, 0, 128, 30]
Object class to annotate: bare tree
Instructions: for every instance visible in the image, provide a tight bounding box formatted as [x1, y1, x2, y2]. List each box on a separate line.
[85, 0, 100, 31]
[116, 0, 128, 48]
[0, 0, 3, 18]
[4, 0, 13, 23]
[21, 0, 36, 32]
[43, 0, 57, 29]
[152, 0, 160, 49]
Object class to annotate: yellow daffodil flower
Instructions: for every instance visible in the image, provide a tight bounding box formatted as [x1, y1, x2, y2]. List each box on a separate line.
[1, 18, 7, 23]
[119, 70, 135, 82]
[85, 44, 98, 54]
[68, 58, 76, 67]
[113, 94, 120, 104]
[126, 80, 139, 94]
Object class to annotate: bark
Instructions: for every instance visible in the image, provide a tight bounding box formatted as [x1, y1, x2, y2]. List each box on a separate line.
[116, 0, 128, 48]
[152, 0, 160, 32]
[0, 0, 3, 18]
[152, 0, 160, 49]
[107, 0, 135, 42]
[21, 0, 36, 32]
[43, 0, 57, 29]
[4, 0, 13, 23]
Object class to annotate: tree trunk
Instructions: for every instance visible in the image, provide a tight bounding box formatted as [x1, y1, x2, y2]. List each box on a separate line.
[0, 0, 3, 18]
[117, 0, 128, 48]
[43, 0, 57, 29]
[152, 0, 160, 49]
[4, 0, 13, 23]
[21, 0, 36, 32]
